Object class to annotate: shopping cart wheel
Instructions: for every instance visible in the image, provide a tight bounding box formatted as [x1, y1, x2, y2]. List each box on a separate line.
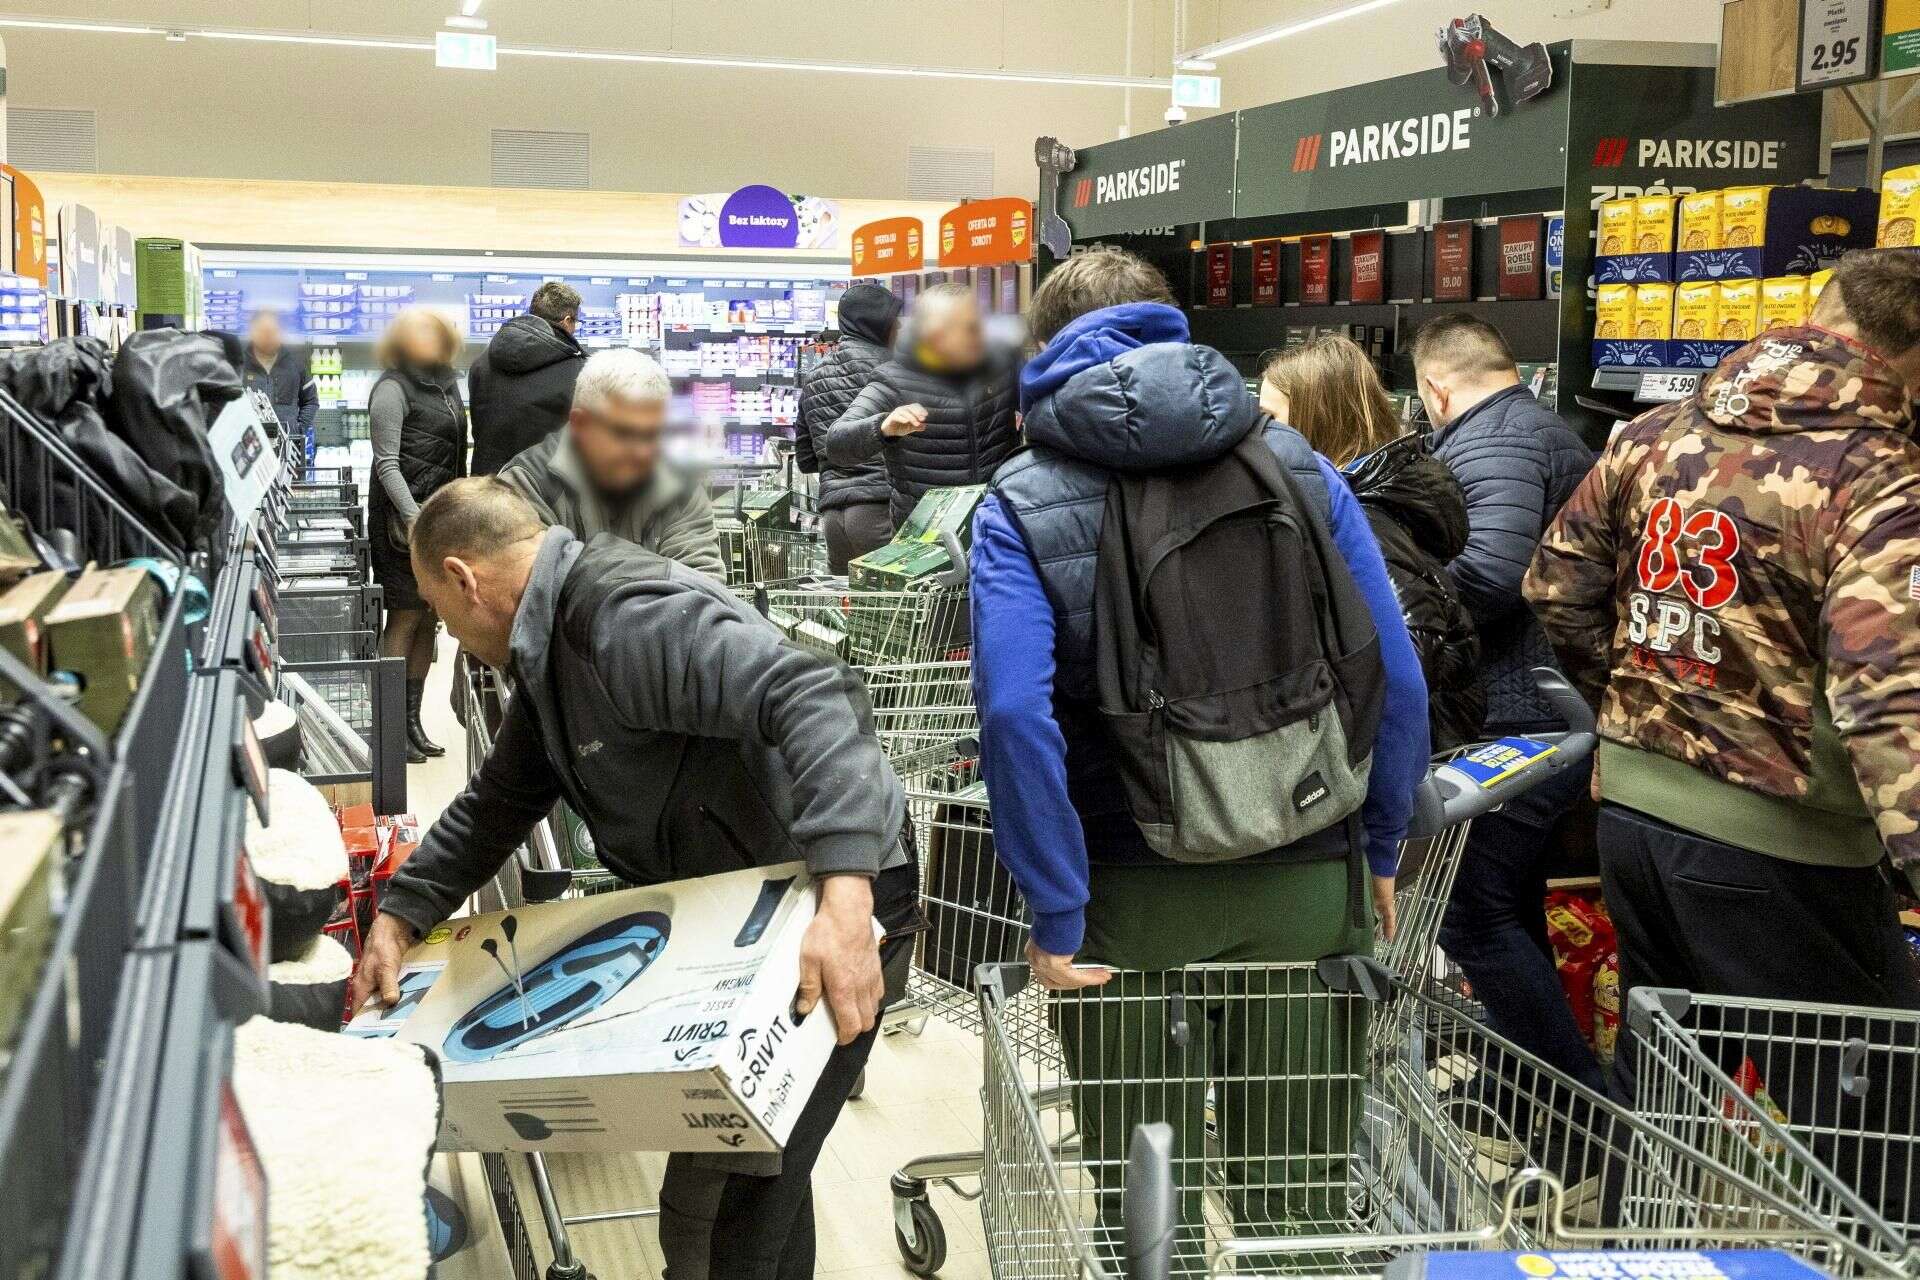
[849, 1068, 866, 1101]
[544, 1263, 592, 1280]
[892, 1195, 946, 1276]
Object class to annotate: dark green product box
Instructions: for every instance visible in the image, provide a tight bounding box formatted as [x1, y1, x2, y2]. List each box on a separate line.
[44, 564, 163, 736]
[849, 485, 985, 592]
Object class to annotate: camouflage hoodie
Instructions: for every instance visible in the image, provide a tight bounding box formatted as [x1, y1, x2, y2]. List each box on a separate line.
[1524, 327, 1920, 872]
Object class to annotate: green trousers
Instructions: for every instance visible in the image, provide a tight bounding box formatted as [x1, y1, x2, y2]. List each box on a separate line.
[1054, 858, 1374, 1249]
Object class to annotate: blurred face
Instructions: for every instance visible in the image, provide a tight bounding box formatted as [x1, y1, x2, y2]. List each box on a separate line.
[248, 313, 283, 357]
[918, 299, 986, 373]
[395, 314, 448, 368]
[569, 392, 664, 496]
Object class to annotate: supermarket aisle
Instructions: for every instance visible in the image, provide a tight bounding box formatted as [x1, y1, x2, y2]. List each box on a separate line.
[407, 632, 993, 1279]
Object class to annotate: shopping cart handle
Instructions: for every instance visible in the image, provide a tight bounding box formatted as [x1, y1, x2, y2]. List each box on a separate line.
[1124, 1123, 1176, 1280]
[935, 530, 970, 589]
[1402, 667, 1598, 840]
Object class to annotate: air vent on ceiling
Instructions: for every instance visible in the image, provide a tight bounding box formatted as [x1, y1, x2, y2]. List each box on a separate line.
[10, 108, 98, 173]
[908, 145, 995, 202]
[491, 128, 590, 191]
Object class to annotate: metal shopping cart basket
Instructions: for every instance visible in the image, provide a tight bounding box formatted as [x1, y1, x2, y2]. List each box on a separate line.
[758, 573, 970, 668]
[978, 955, 1912, 1280]
[1625, 987, 1920, 1274]
[885, 671, 1600, 1274]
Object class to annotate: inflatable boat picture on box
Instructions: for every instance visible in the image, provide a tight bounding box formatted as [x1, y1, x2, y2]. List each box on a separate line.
[346, 863, 854, 1155]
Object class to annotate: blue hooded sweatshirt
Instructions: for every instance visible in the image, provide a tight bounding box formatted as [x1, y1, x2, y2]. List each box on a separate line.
[971, 303, 1430, 956]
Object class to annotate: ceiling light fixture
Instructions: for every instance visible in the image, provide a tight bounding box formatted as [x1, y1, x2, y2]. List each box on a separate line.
[462, 0, 484, 14]
[191, 29, 434, 51]
[445, 15, 489, 30]
[0, 17, 160, 35]
[1180, 0, 1408, 61]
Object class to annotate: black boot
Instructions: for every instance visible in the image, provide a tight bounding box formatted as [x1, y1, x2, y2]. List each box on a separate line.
[407, 679, 445, 758]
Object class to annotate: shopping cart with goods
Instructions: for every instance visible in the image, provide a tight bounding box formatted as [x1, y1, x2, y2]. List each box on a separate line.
[976, 955, 1912, 1280]
[1625, 987, 1920, 1276]
[885, 672, 1600, 1274]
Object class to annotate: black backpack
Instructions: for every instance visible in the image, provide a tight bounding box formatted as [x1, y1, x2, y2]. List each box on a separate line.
[1092, 425, 1385, 863]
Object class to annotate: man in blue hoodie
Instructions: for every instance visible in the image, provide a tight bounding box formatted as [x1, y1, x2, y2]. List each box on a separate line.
[971, 248, 1428, 1235]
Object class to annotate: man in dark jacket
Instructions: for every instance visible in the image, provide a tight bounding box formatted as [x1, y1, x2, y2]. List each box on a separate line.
[240, 309, 318, 440]
[353, 476, 918, 1280]
[796, 283, 901, 572]
[1414, 313, 1603, 1093]
[825, 283, 1018, 527]
[972, 248, 1429, 1240]
[468, 281, 587, 475]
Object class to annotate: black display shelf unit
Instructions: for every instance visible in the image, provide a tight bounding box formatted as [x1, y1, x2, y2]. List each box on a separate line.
[1041, 40, 1828, 443]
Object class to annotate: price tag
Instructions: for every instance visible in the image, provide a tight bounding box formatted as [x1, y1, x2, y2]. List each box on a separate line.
[590, 276, 613, 286]
[1797, 0, 1879, 90]
[344, 271, 367, 281]
[1639, 371, 1700, 403]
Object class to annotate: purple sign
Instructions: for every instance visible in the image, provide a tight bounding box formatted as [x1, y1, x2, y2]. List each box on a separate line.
[717, 185, 799, 248]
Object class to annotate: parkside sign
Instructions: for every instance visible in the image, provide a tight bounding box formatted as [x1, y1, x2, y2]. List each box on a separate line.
[1590, 136, 1785, 171]
[1080, 159, 1187, 207]
[1058, 112, 1237, 239]
[1312, 108, 1475, 170]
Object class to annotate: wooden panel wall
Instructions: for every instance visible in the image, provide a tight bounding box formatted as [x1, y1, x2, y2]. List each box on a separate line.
[1718, 0, 1799, 103]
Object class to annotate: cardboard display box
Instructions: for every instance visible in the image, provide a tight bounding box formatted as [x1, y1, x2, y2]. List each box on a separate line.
[346, 863, 845, 1155]
[43, 564, 163, 736]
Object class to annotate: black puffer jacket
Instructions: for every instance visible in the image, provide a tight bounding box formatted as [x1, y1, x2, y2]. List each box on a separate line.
[1345, 435, 1483, 751]
[796, 284, 898, 511]
[1429, 384, 1594, 729]
[825, 347, 1019, 526]
[468, 314, 586, 475]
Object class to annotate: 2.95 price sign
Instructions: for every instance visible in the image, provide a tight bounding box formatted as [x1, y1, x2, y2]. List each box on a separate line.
[1798, 0, 1879, 90]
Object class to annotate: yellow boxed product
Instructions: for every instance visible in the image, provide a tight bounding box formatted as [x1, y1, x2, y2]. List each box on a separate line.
[1672, 282, 1719, 342]
[1717, 279, 1760, 342]
[1759, 277, 1809, 331]
[1633, 283, 1675, 341]
[1720, 187, 1772, 249]
[1598, 198, 1636, 256]
[1808, 268, 1835, 306]
[1878, 164, 1920, 248]
[1595, 284, 1635, 340]
[1679, 191, 1723, 251]
[1634, 194, 1677, 254]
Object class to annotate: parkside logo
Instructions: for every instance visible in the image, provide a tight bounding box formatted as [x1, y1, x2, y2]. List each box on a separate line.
[1077, 159, 1186, 208]
[1294, 108, 1474, 173]
[1592, 136, 1784, 170]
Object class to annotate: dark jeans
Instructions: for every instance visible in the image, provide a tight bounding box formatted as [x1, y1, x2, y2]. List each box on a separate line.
[1440, 754, 1607, 1094]
[822, 502, 894, 575]
[656, 863, 917, 1280]
[1598, 804, 1920, 1229]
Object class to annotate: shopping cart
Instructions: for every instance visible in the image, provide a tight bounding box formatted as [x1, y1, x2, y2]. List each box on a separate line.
[1627, 987, 1920, 1274]
[758, 575, 971, 667]
[977, 957, 1911, 1280]
[886, 671, 1600, 1274]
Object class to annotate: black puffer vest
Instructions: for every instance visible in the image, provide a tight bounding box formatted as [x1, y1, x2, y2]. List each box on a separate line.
[873, 356, 1018, 525]
[369, 364, 465, 545]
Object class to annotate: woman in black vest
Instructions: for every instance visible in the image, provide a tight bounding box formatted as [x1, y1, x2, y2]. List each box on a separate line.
[369, 307, 467, 763]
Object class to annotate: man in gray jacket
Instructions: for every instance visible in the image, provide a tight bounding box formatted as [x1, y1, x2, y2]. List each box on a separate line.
[499, 347, 724, 579]
[354, 476, 918, 1280]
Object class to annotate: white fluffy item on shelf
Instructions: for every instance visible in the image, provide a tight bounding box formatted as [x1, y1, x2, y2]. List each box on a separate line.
[233, 1017, 441, 1280]
[268, 932, 354, 1030]
[247, 769, 349, 962]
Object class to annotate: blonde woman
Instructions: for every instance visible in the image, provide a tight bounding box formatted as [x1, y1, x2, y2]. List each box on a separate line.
[368, 306, 466, 762]
[1261, 335, 1484, 749]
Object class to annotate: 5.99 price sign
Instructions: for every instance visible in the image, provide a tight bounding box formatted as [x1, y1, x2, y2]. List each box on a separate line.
[1797, 0, 1879, 90]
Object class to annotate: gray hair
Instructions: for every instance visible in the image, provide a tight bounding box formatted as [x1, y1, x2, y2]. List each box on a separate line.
[573, 347, 671, 415]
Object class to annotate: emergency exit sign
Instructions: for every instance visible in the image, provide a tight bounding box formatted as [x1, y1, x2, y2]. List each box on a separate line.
[1172, 73, 1222, 109]
[436, 30, 497, 70]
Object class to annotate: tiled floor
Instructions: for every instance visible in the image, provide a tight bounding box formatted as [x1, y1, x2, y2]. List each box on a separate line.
[411, 639, 995, 1280]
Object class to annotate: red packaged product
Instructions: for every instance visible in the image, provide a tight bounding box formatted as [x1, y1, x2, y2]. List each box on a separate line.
[1558, 951, 1599, 1050]
[1592, 950, 1620, 1062]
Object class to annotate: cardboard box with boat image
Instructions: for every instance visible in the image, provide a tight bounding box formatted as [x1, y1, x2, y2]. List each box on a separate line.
[347, 863, 866, 1154]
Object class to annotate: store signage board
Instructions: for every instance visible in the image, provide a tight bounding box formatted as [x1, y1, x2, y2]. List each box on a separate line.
[679, 187, 841, 250]
[1206, 243, 1233, 307]
[1394, 1250, 1829, 1280]
[1497, 215, 1544, 300]
[1058, 113, 1238, 240]
[1432, 221, 1473, 301]
[1888, 0, 1920, 73]
[1798, 0, 1879, 90]
[1236, 48, 1571, 218]
[938, 198, 1032, 268]
[1300, 235, 1333, 304]
[1252, 240, 1281, 305]
[1349, 230, 1385, 304]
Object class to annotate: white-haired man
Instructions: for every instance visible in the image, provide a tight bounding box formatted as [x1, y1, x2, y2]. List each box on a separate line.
[499, 347, 723, 577]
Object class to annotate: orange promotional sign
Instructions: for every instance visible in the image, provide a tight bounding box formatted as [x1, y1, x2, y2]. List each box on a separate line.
[850, 216, 924, 276]
[937, 197, 1033, 268]
[2, 167, 48, 285]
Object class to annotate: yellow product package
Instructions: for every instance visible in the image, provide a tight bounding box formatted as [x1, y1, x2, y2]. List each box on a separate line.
[1597, 198, 1636, 256]
[1759, 277, 1809, 331]
[1808, 268, 1835, 307]
[1879, 165, 1920, 247]
[1633, 283, 1675, 341]
[1720, 187, 1772, 249]
[1717, 279, 1760, 342]
[1595, 284, 1635, 340]
[1672, 282, 1719, 341]
[1634, 194, 1677, 254]
[1678, 191, 1722, 251]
